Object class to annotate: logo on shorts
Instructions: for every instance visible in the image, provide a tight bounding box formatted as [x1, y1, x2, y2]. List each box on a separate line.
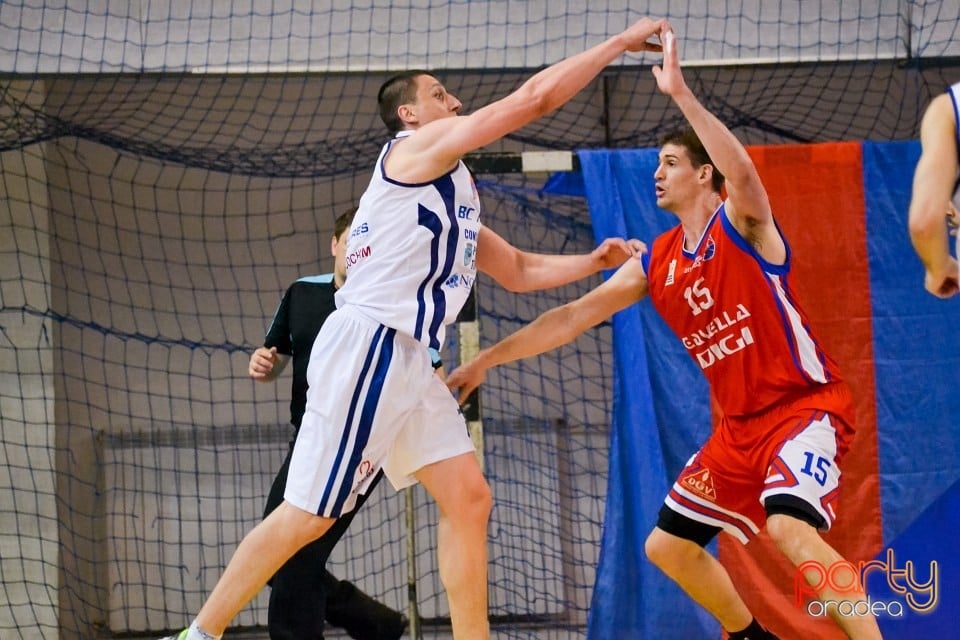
[357, 460, 374, 480]
[681, 467, 717, 502]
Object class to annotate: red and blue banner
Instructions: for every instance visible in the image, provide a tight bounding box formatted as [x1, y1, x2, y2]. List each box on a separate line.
[569, 142, 958, 639]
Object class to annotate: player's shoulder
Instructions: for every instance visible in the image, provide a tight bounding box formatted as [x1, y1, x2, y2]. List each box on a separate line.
[287, 273, 337, 299]
[294, 273, 335, 286]
[924, 92, 956, 128]
[642, 226, 681, 277]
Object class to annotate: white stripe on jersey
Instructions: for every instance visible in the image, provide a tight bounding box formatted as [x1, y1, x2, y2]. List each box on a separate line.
[768, 273, 828, 383]
[950, 82, 960, 164]
[336, 132, 482, 349]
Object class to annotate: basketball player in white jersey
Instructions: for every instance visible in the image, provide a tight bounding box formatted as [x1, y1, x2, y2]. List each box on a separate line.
[161, 17, 668, 640]
[909, 81, 960, 298]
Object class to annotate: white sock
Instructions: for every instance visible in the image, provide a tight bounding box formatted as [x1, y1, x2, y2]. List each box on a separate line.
[187, 620, 222, 640]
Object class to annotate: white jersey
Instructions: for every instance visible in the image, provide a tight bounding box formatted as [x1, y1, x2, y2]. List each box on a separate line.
[336, 131, 482, 349]
[950, 82, 960, 162]
[949, 82, 960, 255]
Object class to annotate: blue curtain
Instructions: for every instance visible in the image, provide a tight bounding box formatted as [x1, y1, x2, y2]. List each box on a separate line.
[578, 149, 717, 639]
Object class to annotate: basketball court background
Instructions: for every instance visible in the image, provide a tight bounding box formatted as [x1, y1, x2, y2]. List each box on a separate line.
[1, 2, 958, 639]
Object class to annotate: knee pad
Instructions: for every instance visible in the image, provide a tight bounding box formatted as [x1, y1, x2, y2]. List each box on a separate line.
[764, 494, 826, 530]
[656, 504, 722, 548]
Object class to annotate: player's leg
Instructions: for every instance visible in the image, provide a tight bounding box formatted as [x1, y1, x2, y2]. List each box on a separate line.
[645, 451, 777, 639]
[383, 374, 491, 640]
[164, 312, 398, 640]
[265, 449, 404, 639]
[194, 502, 336, 636]
[321, 472, 407, 640]
[644, 518, 753, 632]
[762, 412, 882, 639]
[263, 444, 328, 640]
[766, 515, 881, 639]
[415, 451, 492, 640]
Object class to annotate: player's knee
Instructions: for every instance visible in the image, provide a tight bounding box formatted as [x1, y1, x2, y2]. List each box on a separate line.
[273, 500, 334, 545]
[437, 470, 491, 527]
[644, 527, 698, 572]
[766, 512, 817, 558]
[644, 528, 669, 568]
[460, 476, 492, 524]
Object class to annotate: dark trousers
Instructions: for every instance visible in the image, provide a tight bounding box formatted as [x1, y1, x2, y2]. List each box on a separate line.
[264, 441, 406, 640]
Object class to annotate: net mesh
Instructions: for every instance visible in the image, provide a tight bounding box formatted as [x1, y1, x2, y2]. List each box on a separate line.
[2, 2, 959, 639]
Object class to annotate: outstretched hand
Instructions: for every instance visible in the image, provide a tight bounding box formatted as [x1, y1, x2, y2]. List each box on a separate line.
[592, 237, 648, 270]
[446, 358, 489, 406]
[923, 204, 959, 298]
[651, 26, 686, 97]
[619, 18, 669, 54]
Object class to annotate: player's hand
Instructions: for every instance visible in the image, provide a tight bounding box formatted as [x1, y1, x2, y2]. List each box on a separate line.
[619, 18, 668, 54]
[446, 359, 488, 405]
[591, 237, 648, 270]
[925, 258, 960, 298]
[249, 346, 279, 379]
[651, 26, 686, 97]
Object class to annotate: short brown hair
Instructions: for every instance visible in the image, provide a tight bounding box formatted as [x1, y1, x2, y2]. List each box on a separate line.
[660, 127, 725, 193]
[333, 206, 358, 240]
[377, 70, 431, 134]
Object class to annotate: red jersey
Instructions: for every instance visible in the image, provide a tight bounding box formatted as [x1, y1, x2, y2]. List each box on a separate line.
[642, 205, 845, 418]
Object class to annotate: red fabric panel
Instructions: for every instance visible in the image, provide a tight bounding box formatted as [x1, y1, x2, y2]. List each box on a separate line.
[717, 142, 883, 639]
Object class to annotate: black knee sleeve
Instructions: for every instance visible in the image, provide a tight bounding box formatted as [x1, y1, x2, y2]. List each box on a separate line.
[656, 504, 722, 547]
[764, 494, 826, 530]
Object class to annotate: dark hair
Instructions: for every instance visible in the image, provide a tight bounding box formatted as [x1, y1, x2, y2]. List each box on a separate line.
[377, 70, 432, 134]
[333, 206, 358, 240]
[660, 127, 725, 193]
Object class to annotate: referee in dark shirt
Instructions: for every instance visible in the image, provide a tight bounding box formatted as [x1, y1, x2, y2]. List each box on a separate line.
[250, 208, 413, 640]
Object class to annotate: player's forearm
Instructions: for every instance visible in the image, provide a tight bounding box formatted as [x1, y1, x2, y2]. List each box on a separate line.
[909, 202, 952, 273]
[514, 35, 631, 117]
[509, 252, 602, 292]
[475, 305, 583, 369]
[670, 86, 757, 185]
[908, 161, 955, 272]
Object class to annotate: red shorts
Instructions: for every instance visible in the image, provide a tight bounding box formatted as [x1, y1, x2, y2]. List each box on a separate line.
[663, 383, 855, 544]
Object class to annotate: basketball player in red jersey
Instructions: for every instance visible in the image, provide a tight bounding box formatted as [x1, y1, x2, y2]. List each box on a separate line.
[447, 29, 883, 640]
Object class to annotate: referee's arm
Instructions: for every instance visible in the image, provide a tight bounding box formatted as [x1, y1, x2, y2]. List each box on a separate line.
[249, 345, 290, 382]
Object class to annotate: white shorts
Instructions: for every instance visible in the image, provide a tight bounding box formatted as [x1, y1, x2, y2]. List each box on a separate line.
[285, 306, 474, 518]
[759, 415, 842, 528]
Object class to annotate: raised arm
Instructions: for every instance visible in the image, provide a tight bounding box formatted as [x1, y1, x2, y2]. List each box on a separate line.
[392, 19, 666, 181]
[476, 225, 644, 292]
[908, 93, 960, 298]
[446, 256, 649, 401]
[652, 30, 780, 257]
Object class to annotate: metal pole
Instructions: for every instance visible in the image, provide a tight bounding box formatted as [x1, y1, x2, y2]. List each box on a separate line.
[404, 486, 422, 639]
